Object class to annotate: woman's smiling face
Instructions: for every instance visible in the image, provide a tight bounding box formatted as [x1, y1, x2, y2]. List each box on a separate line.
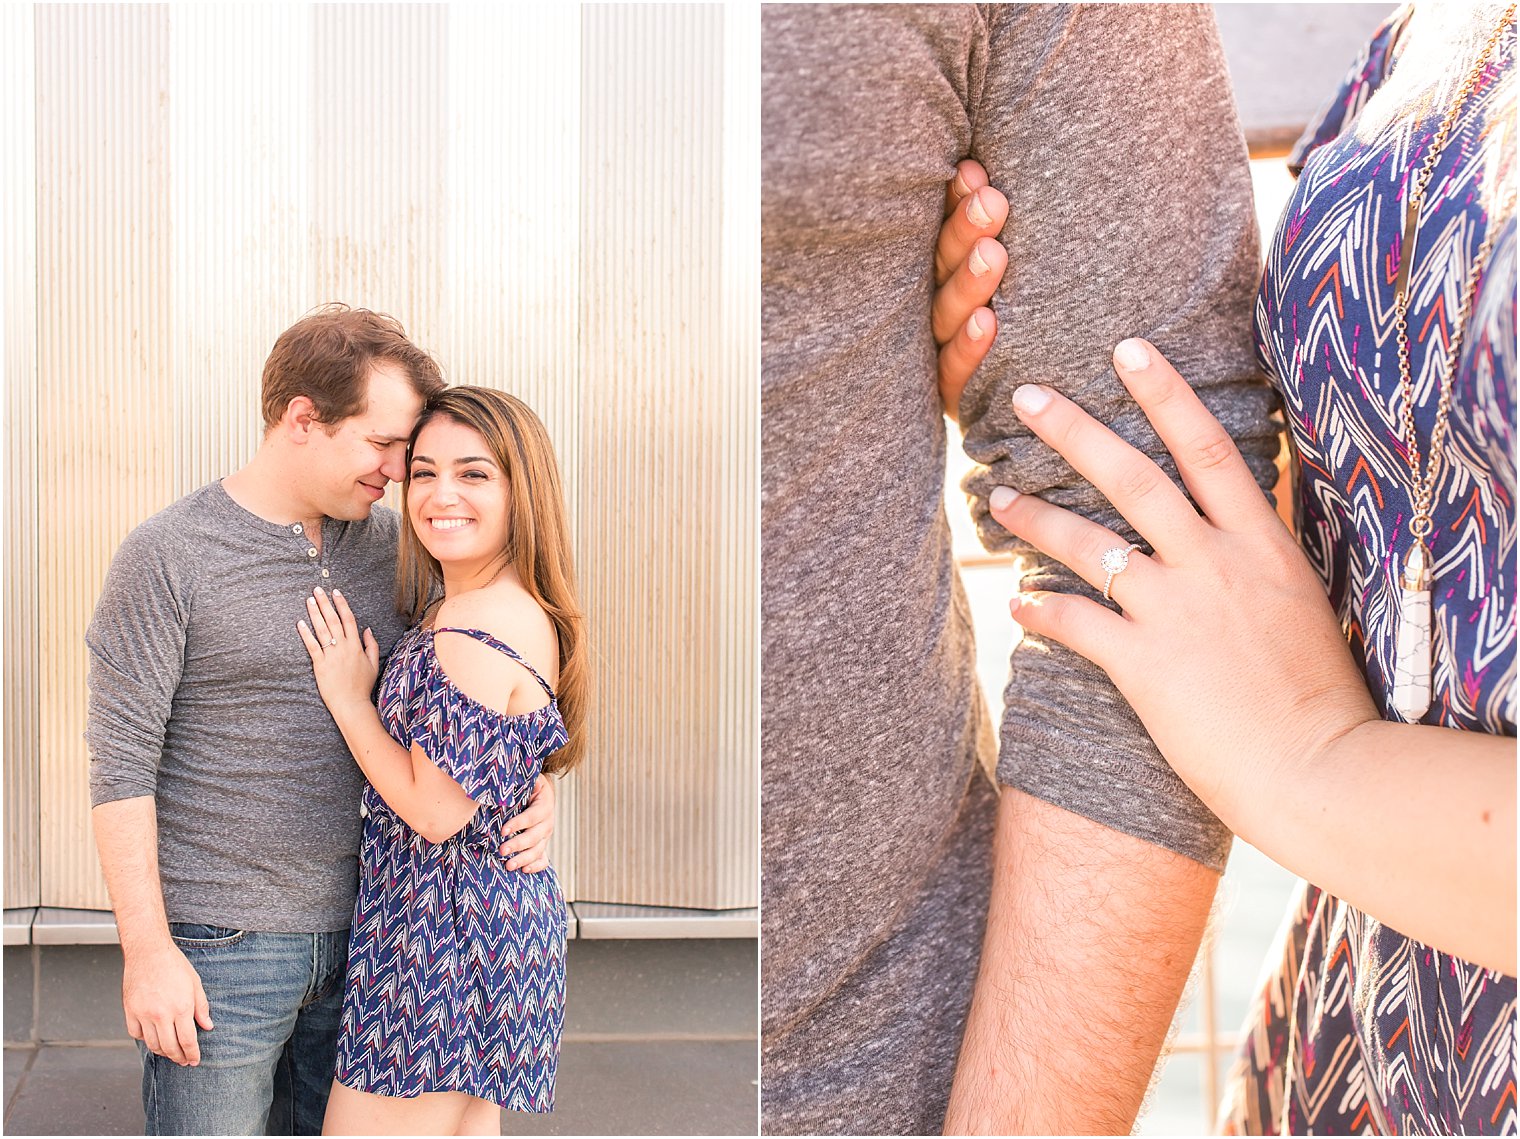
[406, 416, 511, 569]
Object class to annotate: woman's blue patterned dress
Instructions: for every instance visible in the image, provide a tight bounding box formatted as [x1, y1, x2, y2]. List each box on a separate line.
[1221, 5, 1516, 1134]
[333, 625, 568, 1113]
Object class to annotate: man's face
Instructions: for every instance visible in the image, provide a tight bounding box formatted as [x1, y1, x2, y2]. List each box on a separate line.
[302, 361, 425, 521]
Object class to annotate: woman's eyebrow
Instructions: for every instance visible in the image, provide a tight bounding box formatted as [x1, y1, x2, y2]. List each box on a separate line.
[409, 454, 498, 466]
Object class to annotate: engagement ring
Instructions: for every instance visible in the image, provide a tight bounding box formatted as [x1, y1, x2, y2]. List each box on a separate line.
[1100, 543, 1143, 602]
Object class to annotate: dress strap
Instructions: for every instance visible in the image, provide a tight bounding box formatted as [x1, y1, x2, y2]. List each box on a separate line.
[431, 626, 557, 699]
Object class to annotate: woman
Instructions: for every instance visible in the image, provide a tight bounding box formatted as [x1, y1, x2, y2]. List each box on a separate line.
[937, 3, 1514, 1133]
[297, 387, 587, 1135]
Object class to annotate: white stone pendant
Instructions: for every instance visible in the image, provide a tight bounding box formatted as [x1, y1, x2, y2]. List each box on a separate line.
[1391, 542, 1432, 722]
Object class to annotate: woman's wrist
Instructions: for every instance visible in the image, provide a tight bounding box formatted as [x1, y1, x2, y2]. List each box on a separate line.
[325, 692, 379, 732]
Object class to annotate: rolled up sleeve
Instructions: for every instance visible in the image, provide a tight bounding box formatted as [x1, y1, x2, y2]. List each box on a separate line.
[958, 4, 1283, 871]
[86, 524, 190, 806]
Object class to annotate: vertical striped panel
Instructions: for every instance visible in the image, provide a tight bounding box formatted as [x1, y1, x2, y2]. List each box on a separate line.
[36, 4, 173, 910]
[438, 5, 585, 896]
[3, 3, 41, 909]
[13, 4, 757, 914]
[717, 4, 761, 910]
[577, 5, 756, 908]
[311, 5, 448, 349]
[169, 4, 313, 493]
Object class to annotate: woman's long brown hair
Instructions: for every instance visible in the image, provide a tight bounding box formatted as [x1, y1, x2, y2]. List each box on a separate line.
[396, 387, 588, 774]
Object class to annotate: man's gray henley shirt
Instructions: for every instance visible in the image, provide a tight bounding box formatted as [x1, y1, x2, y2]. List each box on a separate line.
[87, 481, 409, 933]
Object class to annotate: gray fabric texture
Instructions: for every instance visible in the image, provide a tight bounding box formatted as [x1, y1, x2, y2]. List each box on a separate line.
[761, 4, 1282, 1134]
[86, 481, 409, 933]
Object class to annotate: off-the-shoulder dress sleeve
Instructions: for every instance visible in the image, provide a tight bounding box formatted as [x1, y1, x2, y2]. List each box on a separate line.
[401, 628, 566, 808]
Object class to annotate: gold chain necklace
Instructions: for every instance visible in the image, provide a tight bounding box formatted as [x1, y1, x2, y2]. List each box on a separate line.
[1389, 4, 1515, 721]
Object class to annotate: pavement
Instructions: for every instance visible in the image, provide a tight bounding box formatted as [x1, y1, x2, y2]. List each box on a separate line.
[4, 939, 757, 1136]
[4, 1038, 757, 1136]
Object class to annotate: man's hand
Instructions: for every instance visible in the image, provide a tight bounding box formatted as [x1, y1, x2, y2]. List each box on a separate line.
[500, 774, 556, 872]
[935, 159, 1009, 420]
[122, 942, 214, 1066]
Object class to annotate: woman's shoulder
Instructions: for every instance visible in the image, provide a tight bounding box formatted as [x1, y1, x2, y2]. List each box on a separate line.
[435, 582, 553, 645]
[431, 583, 559, 713]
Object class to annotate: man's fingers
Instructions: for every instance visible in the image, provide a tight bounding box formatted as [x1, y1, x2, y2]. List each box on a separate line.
[194, 979, 214, 1031]
[174, 1010, 201, 1066]
[944, 157, 990, 214]
[149, 1015, 187, 1065]
[938, 308, 997, 422]
[1110, 339, 1275, 528]
[1010, 384, 1202, 556]
[935, 187, 1009, 285]
[125, 1012, 144, 1042]
[500, 824, 549, 870]
[933, 237, 1006, 344]
[139, 1021, 162, 1058]
[504, 839, 549, 872]
[1008, 590, 1122, 666]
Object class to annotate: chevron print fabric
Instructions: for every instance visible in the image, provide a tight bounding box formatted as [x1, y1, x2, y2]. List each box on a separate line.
[333, 625, 569, 1112]
[1219, 6, 1516, 1135]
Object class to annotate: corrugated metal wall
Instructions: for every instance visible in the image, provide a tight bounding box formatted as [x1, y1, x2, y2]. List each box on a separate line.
[3, 3, 756, 914]
[3, 3, 41, 911]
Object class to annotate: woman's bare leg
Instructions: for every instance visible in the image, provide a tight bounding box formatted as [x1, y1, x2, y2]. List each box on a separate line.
[456, 1095, 502, 1135]
[321, 1080, 472, 1136]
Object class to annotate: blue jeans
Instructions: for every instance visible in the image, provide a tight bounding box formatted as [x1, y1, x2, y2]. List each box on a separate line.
[140, 924, 350, 1136]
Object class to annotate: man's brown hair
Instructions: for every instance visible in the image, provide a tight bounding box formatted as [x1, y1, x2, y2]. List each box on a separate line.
[261, 304, 446, 431]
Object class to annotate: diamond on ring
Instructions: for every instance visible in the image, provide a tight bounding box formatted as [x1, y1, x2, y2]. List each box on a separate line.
[1101, 543, 1143, 602]
[327, 638, 336, 647]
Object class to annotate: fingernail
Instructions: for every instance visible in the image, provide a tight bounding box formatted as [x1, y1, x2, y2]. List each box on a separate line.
[968, 241, 990, 276]
[1114, 338, 1151, 372]
[967, 312, 985, 341]
[332, 589, 342, 598]
[967, 190, 992, 228]
[952, 170, 971, 197]
[1009, 595, 1023, 613]
[1012, 385, 1052, 415]
[989, 485, 1019, 512]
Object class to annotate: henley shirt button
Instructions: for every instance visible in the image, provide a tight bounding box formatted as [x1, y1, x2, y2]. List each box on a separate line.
[291, 525, 302, 534]
[321, 569, 330, 578]
[307, 547, 318, 557]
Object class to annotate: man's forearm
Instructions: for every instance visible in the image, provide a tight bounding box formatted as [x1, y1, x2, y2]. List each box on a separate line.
[945, 787, 1218, 1135]
[92, 796, 174, 955]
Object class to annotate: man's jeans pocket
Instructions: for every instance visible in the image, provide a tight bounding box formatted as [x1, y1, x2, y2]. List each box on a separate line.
[141, 927, 346, 1135]
[168, 922, 247, 947]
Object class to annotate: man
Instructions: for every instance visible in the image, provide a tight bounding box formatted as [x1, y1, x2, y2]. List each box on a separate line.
[761, 7, 1282, 1134]
[86, 306, 554, 1135]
